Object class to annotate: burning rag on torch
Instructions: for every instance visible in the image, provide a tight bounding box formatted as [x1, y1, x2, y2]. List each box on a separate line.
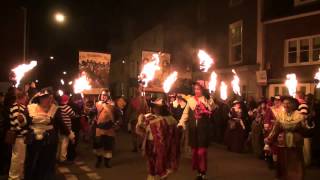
[73, 72, 92, 95]
[231, 69, 241, 96]
[220, 81, 228, 101]
[315, 68, 320, 88]
[163, 71, 178, 93]
[198, 50, 214, 72]
[285, 73, 298, 97]
[138, 53, 161, 88]
[11, 61, 38, 87]
[209, 71, 217, 94]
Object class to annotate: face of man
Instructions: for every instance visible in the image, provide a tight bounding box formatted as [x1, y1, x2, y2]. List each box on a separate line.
[283, 99, 294, 113]
[274, 99, 282, 107]
[101, 92, 108, 102]
[194, 85, 203, 97]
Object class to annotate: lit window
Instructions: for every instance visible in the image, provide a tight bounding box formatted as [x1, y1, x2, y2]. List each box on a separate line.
[285, 35, 320, 66]
[229, 20, 243, 65]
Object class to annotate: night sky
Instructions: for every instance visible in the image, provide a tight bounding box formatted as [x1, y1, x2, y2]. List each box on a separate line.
[1, 0, 182, 86]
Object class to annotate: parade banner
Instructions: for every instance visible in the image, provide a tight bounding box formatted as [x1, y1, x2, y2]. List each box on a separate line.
[79, 51, 111, 94]
[141, 51, 170, 92]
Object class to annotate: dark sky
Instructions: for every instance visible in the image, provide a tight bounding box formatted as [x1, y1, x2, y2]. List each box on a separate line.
[1, 0, 182, 85]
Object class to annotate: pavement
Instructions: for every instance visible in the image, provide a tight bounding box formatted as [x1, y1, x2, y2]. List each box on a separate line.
[1, 132, 319, 180]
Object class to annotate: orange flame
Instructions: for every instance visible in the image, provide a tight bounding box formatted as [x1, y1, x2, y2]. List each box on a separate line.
[198, 50, 214, 72]
[73, 72, 92, 94]
[209, 71, 217, 93]
[285, 73, 298, 97]
[220, 81, 228, 100]
[11, 61, 37, 87]
[163, 71, 178, 93]
[315, 68, 320, 88]
[139, 54, 160, 87]
[231, 69, 241, 96]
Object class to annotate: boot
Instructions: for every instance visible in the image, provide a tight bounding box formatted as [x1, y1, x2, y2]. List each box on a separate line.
[95, 156, 102, 168]
[104, 158, 112, 168]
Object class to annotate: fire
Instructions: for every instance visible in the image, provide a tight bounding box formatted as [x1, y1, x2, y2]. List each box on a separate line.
[209, 71, 218, 93]
[198, 50, 214, 72]
[315, 68, 320, 88]
[285, 73, 298, 97]
[220, 81, 228, 100]
[231, 69, 241, 96]
[73, 72, 92, 94]
[60, 79, 65, 85]
[139, 53, 160, 87]
[57, 89, 64, 96]
[163, 71, 178, 93]
[11, 61, 37, 87]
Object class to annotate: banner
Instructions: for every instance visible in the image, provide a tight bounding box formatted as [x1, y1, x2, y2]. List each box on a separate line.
[141, 51, 171, 92]
[79, 51, 111, 93]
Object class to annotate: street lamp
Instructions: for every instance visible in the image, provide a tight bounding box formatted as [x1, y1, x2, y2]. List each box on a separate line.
[54, 12, 65, 23]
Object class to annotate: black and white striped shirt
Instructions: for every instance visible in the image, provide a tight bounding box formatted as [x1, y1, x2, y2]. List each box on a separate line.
[59, 104, 76, 130]
[9, 103, 28, 136]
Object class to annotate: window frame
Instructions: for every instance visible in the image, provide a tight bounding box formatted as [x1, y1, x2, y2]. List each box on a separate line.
[284, 34, 320, 67]
[294, 0, 316, 6]
[229, 20, 243, 65]
[268, 83, 313, 97]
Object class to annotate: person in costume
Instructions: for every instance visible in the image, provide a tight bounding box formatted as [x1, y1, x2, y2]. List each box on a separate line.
[24, 88, 74, 180]
[8, 88, 29, 180]
[178, 82, 214, 180]
[265, 96, 314, 180]
[224, 100, 248, 153]
[263, 96, 283, 169]
[136, 98, 180, 180]
[93, 89, 116, 168]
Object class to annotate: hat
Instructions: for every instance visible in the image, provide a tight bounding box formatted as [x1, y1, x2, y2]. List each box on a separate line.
[60, 95, 69, 105]
[29, 88, 52, 104]
[151, 98, 165, 106]
[232, 100, 241, 106]
[274, 95, 281, 100]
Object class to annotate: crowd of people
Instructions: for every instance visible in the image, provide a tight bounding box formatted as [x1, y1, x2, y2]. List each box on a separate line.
[0, 81, 320, 180]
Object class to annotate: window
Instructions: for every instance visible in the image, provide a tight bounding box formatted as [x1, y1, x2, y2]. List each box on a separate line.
[269, 83, 313, 97]
[294, 0, 316, 6]
[229, 21, 243, 65]
[230, 0, 243, 7]
[285, 35, 320, 66]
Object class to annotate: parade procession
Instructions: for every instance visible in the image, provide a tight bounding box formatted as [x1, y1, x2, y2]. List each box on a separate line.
[1, 0, 320, 180]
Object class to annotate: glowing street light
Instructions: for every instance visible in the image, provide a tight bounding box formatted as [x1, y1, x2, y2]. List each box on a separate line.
[55, 12, 65, 23]
[63, 71, 67, 75]
[50, 56, 54, 60]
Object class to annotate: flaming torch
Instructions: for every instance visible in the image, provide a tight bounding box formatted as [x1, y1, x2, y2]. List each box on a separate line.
[138, 54, 160, 88]
[11, 61, 37, 87]
[315, 68, 320, 88]
[220, 81, 228, 101]
[163, 71, 178, 93]
[209, 71, 218, 94]
[231, 69, 241, 96]
[73, 72, 92, 95]
[285, 73, 298, 97]
[57, 89, 64, 96]
[198, 50, 214, 72]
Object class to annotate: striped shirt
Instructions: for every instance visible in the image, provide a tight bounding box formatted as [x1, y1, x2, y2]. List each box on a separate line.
[59, 104, 76, 130]
[9, 103, 28, 136]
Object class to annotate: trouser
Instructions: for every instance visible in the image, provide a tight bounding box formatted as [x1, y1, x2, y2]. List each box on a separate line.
[93, 135, 114, 158]
[303, 138, 311, 166]
[192, 147, 207, 173]
[57, 135, 69, 161]
[8, 137, 26, 180]
[25, 141, 58, 180]
[67, 130, 79, 161]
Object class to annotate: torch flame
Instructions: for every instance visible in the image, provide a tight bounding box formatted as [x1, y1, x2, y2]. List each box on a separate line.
[60, 79, 65, 85]
[163, 71, 178, 93]
[220, 81, 228, 100]
[11, 61, 37, 87]
[139, 54, 161, 87]
[209, 71, 218, 93]
[285, 73, 298, 97]
[73, 72, 92, 94]
[315, 68, 320, 88]
[231, 69, 241, 96]
[57, 90, 64, 96]
[198, 50, 214, 72]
